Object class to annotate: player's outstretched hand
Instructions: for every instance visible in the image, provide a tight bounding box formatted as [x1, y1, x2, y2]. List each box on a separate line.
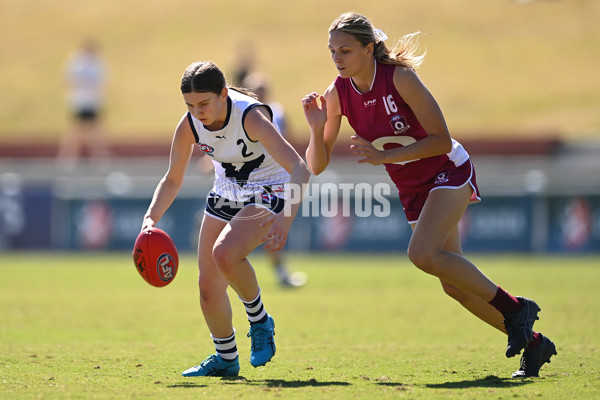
[302, 92, 327, 129]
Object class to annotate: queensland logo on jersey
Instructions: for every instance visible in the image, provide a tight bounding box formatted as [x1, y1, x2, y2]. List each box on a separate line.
[390, 115, 410, 135]
[198, 143, 215, 155]
[156, 253, 176, 282]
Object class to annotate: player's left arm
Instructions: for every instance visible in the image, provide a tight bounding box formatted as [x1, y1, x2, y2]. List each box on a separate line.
[351, 67, 453, 165]
[244, 106, 311, 251]
[142, 114, 195, 231]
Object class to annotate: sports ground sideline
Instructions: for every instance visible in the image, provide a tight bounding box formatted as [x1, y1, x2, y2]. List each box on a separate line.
[1, 138, 599, 198]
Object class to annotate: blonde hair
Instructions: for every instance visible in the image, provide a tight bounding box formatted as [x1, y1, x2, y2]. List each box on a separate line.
[329, 12, 425, 70]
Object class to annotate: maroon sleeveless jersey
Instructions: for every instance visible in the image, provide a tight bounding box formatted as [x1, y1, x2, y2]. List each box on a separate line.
[335, 62, 470, 194]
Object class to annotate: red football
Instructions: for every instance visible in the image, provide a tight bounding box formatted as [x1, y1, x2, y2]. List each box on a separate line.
[132, 227, 179, 287]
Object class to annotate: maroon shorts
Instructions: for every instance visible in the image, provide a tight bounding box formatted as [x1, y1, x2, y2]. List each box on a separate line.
[399, 159, 481, 224]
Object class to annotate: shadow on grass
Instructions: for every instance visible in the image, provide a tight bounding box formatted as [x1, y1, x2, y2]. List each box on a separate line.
[170, 376, 351, 389]
[425, 375, 533, 389]
[169, 376, 250, 388]
[376, 382, 411, 388]
[168, 382, 208, 388]
[252, 378, 351, 388]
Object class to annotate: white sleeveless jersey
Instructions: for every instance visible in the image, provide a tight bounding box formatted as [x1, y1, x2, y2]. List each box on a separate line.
[187, 89, 290, 202]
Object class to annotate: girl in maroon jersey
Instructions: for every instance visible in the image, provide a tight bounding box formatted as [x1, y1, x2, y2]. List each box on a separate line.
[302, 11, 556, 378]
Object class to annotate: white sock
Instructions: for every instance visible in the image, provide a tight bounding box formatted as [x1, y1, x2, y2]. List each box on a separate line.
[212, 331, 237, 361]
[241, 290, 267, 324]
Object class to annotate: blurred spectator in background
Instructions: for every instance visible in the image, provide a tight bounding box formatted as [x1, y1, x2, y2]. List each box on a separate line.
[242, 72, 307, 288]
[57, 38, 110, 171]
[231, 40, 257, 87]
[0, 173, 25, 249]
[242, 72, 287, 137]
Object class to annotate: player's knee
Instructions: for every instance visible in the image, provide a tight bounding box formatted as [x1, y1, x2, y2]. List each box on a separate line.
[211, 243, 229, 271]
[211, 242, 236, 276]
[407, 242, 438, 275]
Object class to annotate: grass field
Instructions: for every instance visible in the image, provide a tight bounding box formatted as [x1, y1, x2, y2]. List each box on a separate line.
[1, 0, 600, 142]
[1, 252, 599, 399]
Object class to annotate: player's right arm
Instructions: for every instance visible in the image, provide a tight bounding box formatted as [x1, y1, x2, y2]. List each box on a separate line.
[141, 114, 196, 231]
[303, 82, 342, 175]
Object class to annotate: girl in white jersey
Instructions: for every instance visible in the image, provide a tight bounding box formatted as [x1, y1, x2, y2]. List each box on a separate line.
[302, 12, 556, 378]
[141, 61, 310, 377]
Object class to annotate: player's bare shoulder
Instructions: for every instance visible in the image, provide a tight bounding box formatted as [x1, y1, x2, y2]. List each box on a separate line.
[174, 113, 193, 136]
[394, 66, 425, 95]
[323, 81, 341, 116]
[170, 113, 196, 152]
[243, 104, 276, 142]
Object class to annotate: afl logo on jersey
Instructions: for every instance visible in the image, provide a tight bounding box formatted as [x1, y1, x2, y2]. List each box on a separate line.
[390, 115, 410, 135]
[199, 143, 215, 155]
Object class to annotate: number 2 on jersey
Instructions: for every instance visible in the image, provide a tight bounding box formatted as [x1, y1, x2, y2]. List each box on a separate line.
[237, 139, 254, 157]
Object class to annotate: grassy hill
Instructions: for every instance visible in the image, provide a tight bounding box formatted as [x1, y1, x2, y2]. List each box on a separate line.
[1, 0, 599, 145]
